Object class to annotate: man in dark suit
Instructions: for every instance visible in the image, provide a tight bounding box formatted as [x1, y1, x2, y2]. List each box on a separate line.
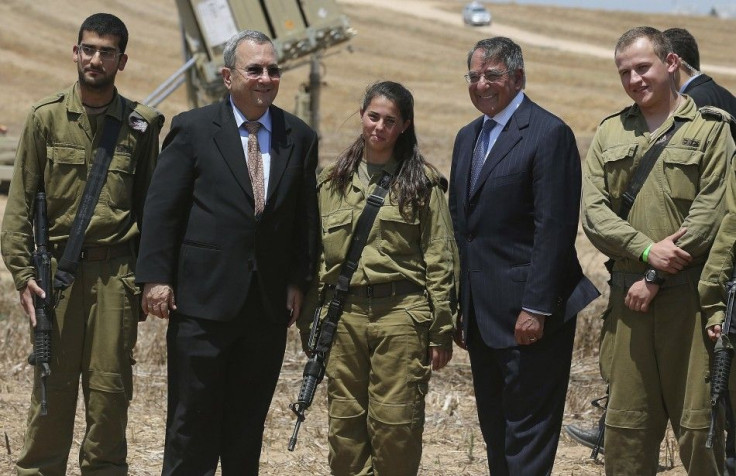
[449, 37, 598, 475]
[665, 28, 736, 118]
[135, 30, 318, 474]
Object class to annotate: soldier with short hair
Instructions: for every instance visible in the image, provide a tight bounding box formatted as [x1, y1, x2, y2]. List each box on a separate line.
[582, 26, 734, 474]
[1, 13, 163, 475]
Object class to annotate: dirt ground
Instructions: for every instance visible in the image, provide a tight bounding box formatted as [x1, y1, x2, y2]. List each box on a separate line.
[3, 0, 734, 473]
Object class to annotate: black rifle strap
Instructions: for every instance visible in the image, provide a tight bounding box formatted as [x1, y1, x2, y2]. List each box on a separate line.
[618, 119, 685, 220]
[335, 171, 392, 292]
[54, 99, 125, 291]
[315, 171, 393, 352]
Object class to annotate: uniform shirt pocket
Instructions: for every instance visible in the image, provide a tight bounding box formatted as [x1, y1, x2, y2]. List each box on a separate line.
[321, 208, 353, 269]
[661, 147, 702, 202]
[46, 144, 86, 222]
[601, 144, 638, 200]
[102, 151, 136, 210]
[379, 206, 420, 257]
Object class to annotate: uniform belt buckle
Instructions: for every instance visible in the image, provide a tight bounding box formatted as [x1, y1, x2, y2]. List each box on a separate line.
[366, 285, 374, 298]
[79, 249, 87, 260]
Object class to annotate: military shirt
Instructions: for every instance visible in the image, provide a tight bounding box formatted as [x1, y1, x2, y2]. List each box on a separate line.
[305, 160, 459, 348]
[1, 83, 163, 290]
[699, 149, 736, 328]
[582, 96, 733, 274]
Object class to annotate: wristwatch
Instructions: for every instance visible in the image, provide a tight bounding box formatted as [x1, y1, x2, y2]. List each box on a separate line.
[644, 268, 665, 286]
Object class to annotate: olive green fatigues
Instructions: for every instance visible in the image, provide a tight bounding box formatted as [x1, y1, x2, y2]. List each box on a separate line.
[300, 160, 459, 475]
[582, 97, 734, 475]
[1, 84, 163, 475]
[699, 122, 736, 469]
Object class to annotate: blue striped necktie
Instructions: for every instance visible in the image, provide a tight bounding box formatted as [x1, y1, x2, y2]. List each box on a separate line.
[470, 119, 497, 191]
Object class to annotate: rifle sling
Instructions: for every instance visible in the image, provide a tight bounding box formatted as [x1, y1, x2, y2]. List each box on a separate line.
[315, 171, 393, 351]
[53, 99, 125, 291]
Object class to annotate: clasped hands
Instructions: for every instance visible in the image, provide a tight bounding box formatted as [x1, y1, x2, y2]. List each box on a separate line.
[625, 228, 690, 313]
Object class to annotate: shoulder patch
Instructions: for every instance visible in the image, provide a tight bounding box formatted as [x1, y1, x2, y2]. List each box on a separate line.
[128, 101, 165, 131]
[31, 92, 64, 111]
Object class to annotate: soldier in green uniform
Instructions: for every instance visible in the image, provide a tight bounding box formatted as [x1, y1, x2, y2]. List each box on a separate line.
[299, 81, 458, 475]
[582, 26, 734, 474]
[1, 13, 163, 475]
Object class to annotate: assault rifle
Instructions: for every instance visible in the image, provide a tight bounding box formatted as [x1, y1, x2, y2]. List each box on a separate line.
[288, 283, 347, 451]
[28, 191, 54, 416]
[706, 274, 736, 448]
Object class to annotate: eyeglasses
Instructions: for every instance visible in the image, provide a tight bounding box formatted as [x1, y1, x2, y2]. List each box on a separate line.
[464, 69, 510, 84]
[233, 65, 283, 79]
[77, 44, 121, 62]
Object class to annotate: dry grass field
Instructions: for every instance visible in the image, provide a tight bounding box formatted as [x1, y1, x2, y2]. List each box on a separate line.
[1, 0, 736, 473]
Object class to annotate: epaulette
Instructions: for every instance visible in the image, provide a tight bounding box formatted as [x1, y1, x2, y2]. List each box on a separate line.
[317, 165, 333, 189]
[699, 105, 735, 123]
[423, 165, 448, 192]
[31, 92, 64, 111]
[599, 105, 632, 125]
[128, 101, 165, 132]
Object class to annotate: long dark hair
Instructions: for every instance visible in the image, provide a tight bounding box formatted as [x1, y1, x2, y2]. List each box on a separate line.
[328, 81, 438, 220]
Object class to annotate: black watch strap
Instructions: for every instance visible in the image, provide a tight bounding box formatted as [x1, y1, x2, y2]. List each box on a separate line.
[644, 268, 665, 286]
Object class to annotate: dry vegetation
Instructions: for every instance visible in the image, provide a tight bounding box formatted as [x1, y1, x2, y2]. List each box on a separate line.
[2, 0, 735, 473]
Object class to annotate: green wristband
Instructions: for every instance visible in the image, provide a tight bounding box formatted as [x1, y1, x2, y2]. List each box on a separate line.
[642, 244, 653, 263]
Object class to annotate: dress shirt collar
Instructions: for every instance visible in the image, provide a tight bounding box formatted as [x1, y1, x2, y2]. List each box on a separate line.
[483, 90, 525, 127]
[230, 98, 272, 134]
[680, 73, 701, 94]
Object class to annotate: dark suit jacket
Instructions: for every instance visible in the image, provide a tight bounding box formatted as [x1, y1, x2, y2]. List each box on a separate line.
[136, 99, 319, 324]
[449, 96, 598, 349]
[684, 74, 736, 118]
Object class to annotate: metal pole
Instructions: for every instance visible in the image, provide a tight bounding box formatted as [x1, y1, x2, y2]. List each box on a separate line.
[309, 54, 321, 137]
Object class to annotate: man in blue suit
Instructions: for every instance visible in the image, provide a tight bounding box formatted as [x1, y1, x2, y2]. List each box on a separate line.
[449, 37, 598, 475]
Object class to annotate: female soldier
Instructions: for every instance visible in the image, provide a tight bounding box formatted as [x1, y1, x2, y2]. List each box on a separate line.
[300, 81, 459, 475]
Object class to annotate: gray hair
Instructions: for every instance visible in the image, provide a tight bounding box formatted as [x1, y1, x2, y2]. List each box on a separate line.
[223, 30, 274, 68]
[467, 37, 525, 87]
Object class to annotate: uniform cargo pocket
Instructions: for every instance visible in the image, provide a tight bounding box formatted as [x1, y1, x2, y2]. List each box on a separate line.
[329, 398, 366, 420]
[369, 400, 413, 425]
[379, 207, 420, 257]
[662, 148, 702, 202]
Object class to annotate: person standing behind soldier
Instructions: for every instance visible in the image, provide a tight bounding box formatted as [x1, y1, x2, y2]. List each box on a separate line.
[582, 26, 734, 474]
[1, 13, 163, 475]
[135, 30, 319, 474]
[299, 80, 458, 475]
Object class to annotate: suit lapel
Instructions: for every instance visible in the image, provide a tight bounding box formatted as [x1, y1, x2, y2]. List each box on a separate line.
[469, 97, 531, 200]
[213, 100, 254, 200]
[266, 106, 294, 205]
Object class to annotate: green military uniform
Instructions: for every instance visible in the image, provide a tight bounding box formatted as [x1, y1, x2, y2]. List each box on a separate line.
[300, 159, 459, 475]
[582, 96, 734, 475]
[1, 83, 163, 475]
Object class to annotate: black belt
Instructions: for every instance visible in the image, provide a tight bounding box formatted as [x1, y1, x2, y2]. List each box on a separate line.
[342, 280, 424, 299]
[52, 243, 131, 262]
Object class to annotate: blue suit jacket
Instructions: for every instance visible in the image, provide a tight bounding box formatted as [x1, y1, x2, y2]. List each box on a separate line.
[449, 96, 598, 348]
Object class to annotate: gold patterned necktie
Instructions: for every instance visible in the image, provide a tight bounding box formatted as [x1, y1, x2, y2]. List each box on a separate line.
[244, 121, 265, 215]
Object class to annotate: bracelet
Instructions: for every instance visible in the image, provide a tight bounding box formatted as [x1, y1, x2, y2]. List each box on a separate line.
[641, 244, 653, 263]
